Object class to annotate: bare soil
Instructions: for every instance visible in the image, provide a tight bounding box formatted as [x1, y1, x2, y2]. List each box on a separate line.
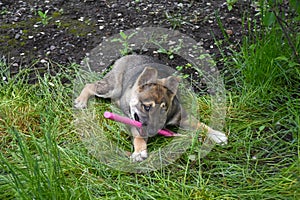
[0, 0, 259, 79]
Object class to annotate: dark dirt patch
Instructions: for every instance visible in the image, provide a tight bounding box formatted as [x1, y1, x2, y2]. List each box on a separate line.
[0, 0, 259, 80]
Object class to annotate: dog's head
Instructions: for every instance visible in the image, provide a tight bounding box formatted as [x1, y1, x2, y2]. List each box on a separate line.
[130, 67, 180, 138]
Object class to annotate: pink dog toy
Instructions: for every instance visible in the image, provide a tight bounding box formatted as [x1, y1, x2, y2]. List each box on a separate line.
[104, 111, 181, 137]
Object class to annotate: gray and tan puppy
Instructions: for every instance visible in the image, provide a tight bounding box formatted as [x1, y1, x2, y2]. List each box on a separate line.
[75, 55, 227, 161]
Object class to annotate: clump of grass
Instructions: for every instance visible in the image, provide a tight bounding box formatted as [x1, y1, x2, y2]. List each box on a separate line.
[218, 3, 299, 198]
[0, 63, 98, 199]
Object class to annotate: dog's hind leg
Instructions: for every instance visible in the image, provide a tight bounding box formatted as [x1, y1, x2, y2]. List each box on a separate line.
[180, 115, 228, 145]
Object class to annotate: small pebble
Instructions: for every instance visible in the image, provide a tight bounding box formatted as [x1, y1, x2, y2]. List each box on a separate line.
[168, 41, 176, 45]
[226, 29, 233, 35]
[50, 45, 56, 51]
[40, 59, 48, 63]
[15, 33, 21, 39]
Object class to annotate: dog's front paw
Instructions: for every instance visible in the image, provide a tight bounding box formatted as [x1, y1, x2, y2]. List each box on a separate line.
[208, 130, 228, 145]
[130, 150, 147, 162]
[74, 96, 87, 109]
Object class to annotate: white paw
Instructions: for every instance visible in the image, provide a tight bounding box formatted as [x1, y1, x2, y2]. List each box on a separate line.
[208, 130, 228, 145]
[74, 97, 87, 109]
[130, 150, 148, 162]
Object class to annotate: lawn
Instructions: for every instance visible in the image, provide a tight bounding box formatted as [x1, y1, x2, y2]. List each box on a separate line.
[0, 2, 299, 200]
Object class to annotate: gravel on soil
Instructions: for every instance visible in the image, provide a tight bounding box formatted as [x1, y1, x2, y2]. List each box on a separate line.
[0, 0, 260, 80]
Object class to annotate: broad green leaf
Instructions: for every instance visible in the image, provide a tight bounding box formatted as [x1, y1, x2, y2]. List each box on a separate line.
[263, 12, 276, 26]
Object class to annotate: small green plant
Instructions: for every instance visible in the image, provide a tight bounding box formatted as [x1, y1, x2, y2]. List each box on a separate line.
[157, 47, 175, 59]
[111, 31, 136, 55]
[0, 8, 8, 15]
[226, 0, 238, 11]
[176, 63, 192, 79]
[165, 11, 191, 29]
[38, 10, 52, 26]
[155, 39, 183, 60]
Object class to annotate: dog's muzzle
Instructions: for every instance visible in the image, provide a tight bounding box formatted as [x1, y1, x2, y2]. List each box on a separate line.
[133, 113, 158, 137]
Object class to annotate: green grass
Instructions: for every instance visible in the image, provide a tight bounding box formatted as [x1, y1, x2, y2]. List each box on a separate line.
[1, 21, 299, 200]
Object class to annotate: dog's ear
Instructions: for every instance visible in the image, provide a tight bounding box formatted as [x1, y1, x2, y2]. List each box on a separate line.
[137, 67, 158, 86]
[163, 76, 180, 95]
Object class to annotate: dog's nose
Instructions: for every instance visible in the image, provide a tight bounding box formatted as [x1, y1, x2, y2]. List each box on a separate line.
[142, 122, 148, 126]
[147, 127, 158, 137]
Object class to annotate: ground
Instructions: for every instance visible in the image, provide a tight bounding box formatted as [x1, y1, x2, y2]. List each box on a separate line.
[0, 0, 258, 76]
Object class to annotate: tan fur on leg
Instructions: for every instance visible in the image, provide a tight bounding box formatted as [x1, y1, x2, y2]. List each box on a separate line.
[75, 84, 97, 108]
[130, 127, 148, 162]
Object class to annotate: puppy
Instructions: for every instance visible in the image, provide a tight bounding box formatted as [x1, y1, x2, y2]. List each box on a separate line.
[75, 55, 227, 161]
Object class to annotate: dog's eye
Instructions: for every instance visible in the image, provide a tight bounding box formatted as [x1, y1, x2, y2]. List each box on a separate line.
[143, 104, 151, 112]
